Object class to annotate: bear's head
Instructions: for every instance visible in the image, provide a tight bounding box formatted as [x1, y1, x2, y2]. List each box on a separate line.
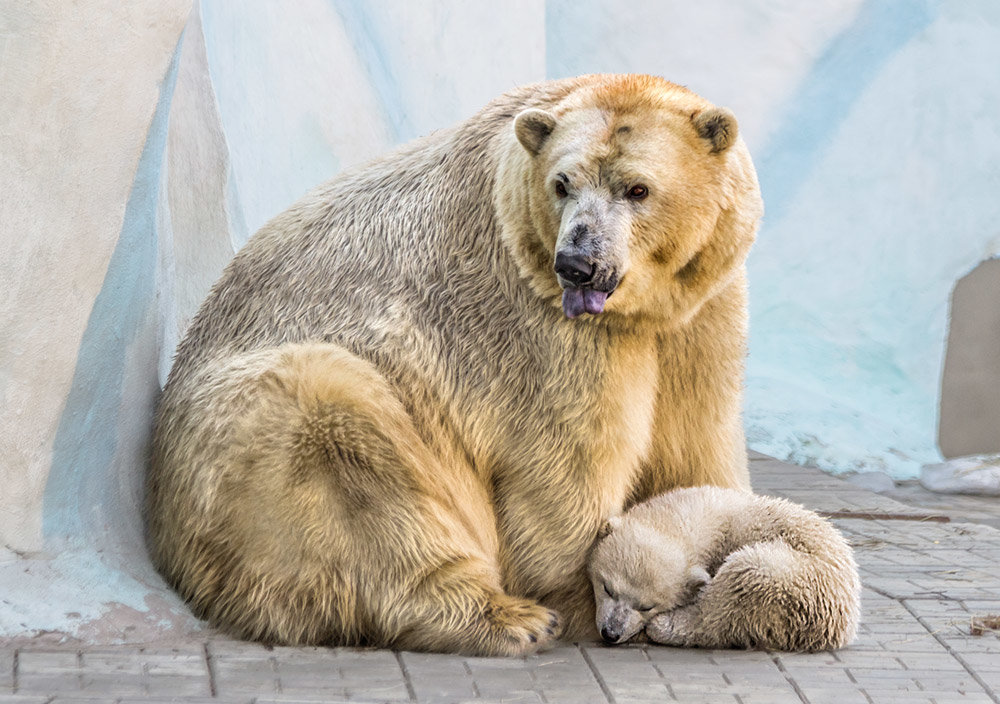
[497, 75, 762, 327]
[589, 514, 711, 645]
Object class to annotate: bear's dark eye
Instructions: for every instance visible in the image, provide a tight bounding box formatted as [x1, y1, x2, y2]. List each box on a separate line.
[555, 181, 568, 198]
[626, 184, 648, 200]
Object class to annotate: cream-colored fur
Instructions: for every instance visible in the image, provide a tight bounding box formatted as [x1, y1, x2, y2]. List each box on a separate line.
[147, 75, 763, 655]
[589, 487, 861, 651]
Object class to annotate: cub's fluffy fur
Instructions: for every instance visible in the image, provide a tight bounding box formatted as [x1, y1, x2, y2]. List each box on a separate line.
[590, 486, 860, 651]
[147, 75, 763, 655]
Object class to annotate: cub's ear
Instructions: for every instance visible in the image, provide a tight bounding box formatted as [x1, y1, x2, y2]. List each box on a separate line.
[596, 515, 623, 541]
[514, 108, 557, 156]
[686, 565, 712, 592]
[692, 107, 738, 153]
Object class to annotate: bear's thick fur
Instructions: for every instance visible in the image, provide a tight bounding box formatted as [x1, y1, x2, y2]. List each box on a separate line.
[147, 74, 763, 655]
[589, 487, 861, 651]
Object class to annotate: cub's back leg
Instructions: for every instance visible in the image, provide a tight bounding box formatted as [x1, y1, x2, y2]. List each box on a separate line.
[648, 541, 857, 651]
[149, 342, 561, 655]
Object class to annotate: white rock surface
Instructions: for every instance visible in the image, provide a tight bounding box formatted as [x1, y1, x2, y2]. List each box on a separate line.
[846, 471, 897, 495]
[921, 456, 1000, 496]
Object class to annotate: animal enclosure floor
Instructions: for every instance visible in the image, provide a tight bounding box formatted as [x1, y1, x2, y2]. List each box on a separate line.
[2, 453, 999, 704]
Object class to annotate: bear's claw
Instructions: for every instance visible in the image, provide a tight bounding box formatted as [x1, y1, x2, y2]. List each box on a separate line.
[488, 598, 562, 656]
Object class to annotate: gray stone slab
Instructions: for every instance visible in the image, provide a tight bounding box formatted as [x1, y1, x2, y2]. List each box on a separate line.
[794, 686, 872, 704]
[15, 674, 82, 695]
[0, 651, 12, 694]
[16, 650, 79, 673]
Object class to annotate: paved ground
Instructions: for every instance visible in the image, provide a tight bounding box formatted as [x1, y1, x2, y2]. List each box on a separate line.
[881, 482, 1000, 530]
[2, 452, 998, 703]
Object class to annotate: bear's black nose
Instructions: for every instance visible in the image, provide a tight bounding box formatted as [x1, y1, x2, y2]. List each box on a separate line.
[554, 250, 595, 286]
[600, 625, 620, 644]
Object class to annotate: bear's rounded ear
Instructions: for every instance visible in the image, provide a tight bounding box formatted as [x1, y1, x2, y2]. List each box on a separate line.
[692, 107, 738, 154]
[596, 515, 623, 541]
[514, 109, 557, 156]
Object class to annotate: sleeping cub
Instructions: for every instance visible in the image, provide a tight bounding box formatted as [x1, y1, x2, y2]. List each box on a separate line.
[589, 486, 860, 651]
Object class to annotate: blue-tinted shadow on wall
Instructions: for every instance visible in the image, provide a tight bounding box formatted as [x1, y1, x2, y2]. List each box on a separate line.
[42, 33, 185, 554]
[756, 0, 939, 226]
[332, 0, 413, 143]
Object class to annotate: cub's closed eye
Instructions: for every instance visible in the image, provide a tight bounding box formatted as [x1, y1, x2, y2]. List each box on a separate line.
[626, 184, 648, 200]
[603, 583, 614, 598]
[639, 605, 655, 612]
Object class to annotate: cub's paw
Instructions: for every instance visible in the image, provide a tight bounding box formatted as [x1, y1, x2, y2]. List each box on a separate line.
[647, 605, 696, 647]
[485, 595, 562, 656]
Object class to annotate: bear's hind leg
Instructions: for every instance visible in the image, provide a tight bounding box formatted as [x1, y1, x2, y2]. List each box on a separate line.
[651, 541, 833, 651]
[159, 342, 561, 654]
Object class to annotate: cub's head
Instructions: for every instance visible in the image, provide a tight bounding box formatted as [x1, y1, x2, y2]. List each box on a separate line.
[498, 74, 762, 325]
[589, 514, 711, 645]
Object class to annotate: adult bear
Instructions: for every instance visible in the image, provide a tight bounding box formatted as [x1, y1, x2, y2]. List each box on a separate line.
[147, 74, 763, 656]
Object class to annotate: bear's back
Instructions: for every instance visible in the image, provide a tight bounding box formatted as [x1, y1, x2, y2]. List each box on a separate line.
[164, 78, 595, 393]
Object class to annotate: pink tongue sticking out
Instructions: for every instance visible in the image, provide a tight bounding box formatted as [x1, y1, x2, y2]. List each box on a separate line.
[562, 288, 585, 318]
[582, 289, 608, 315]
[562, 288, 607, 318]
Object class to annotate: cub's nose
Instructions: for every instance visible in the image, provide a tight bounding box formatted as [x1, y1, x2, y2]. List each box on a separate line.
[554, 250, 595, 286]
[600, 625, 621, 644]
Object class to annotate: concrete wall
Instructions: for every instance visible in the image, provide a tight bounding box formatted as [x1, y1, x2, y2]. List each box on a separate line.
[940, 259, 1000, 459]
[1, 0, 997, 640]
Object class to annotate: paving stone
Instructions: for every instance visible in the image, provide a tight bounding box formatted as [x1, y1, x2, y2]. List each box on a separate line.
[642, 646, 722, 666]
[662, 695, 739, 704]
[0, 651, 12, 694]
[795, 686, 871, 704]
[978, 669, 1000, 691]
[145, 674, 214, 697]
[16, 651, 79, 673]
[77, 672, 146, 697]
[539, 685, 611, 703]
[960, 652, 1000, 670]
[720, 669, 790, 688]
[834, 651, 908, 669]
[15, 674, 82, 695]
[466, 690, 544, 703]
[118, 700, 246, 704]
[776, 665, 854, 685]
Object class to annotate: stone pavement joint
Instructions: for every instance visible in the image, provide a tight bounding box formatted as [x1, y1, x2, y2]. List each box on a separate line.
[393, 650, 418, 701]
[577, 643, 616, 703]
[203, 642, 217, 697]
[2, 453, 999, 703]
[769, 653, 809, 704]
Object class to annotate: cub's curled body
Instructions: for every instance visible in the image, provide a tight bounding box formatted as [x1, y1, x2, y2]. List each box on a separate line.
[590, 487, 861, 651]
[147, 75, 763, 655]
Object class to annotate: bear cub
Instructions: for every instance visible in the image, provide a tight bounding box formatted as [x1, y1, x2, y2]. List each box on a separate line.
[589, 486, 861, 651]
